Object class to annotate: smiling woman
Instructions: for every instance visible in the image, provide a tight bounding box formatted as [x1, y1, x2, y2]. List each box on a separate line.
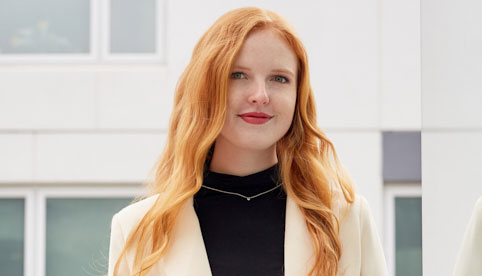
[210, 28, 298, 176]
[107, 7, 388, 276]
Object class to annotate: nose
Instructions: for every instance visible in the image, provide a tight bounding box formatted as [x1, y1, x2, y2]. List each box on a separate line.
[247, 80, 269, 105]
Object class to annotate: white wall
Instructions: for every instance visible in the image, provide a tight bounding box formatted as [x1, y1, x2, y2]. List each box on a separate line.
[422, 0, 482, 275]
[0, 0, 420, 251]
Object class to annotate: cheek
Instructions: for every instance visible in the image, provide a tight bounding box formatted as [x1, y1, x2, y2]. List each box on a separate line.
[226, 91, 243, 114]
[227, 81, 247, 106]
[278, 92, 297, 117]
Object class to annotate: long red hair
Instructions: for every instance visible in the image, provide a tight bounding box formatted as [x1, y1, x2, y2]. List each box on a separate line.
[114, 7, 354, 276]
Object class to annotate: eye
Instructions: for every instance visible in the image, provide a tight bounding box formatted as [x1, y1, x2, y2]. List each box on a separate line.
[273, 75, 288, 83]
[230, 72, 246, 79]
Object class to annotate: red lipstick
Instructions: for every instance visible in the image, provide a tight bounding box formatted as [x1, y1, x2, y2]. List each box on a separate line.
[238, 112, 273, 125]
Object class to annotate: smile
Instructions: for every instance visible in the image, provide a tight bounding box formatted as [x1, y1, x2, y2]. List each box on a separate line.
[238, 112, 273, 125]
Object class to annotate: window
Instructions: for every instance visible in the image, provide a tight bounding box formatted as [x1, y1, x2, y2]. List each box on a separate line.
[0, 186, 142, 276]
[0, 198, 24, 276]
[0, 189, 34, 276]
[0, 0, 91, 54]
[395, 196, 422, 275]
[45, 197, 133, 276]
[0, 0, 165, 63]
[101, 0, 165, 62]
[109, 0, 156, 54]
[384, 185, 422, 276]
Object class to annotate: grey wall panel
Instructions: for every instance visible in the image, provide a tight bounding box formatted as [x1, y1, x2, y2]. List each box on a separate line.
[383, 132, 421, 182]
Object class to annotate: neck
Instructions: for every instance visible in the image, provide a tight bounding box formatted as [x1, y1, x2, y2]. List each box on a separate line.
[209, 139, 278, 177]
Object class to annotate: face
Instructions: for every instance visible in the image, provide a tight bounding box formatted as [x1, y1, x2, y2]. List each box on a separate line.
[216, 28, 298, 152]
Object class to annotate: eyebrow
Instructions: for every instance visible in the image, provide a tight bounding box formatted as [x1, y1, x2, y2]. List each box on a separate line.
[232, 65, 296, 78]
[271, 68, 296, 78]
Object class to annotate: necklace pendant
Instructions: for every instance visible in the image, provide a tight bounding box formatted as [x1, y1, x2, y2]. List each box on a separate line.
[247, 197, 251, 201]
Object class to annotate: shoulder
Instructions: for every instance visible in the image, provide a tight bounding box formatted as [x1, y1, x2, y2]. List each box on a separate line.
[331, 192, 371, 223]
[117, 193, 160, 218]
[334, 193, 388, 275]
[113, 194, 160, 236]
[331, 192, 378, 238]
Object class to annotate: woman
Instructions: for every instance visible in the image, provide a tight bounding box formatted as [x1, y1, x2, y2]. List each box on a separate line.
[108, 7, 387, 276]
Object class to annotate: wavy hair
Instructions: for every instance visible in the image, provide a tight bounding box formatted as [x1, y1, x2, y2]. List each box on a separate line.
[113, 7, 354, 276]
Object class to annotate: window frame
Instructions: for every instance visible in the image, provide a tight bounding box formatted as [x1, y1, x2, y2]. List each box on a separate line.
[383, 183, 422, 276]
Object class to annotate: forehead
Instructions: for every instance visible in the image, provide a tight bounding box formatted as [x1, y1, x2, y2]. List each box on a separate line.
[233, 28, 298, 72]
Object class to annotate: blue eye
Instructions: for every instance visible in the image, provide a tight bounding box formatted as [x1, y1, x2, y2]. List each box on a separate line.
[274, 76, 288, 83]
[231, 72, 245, 79]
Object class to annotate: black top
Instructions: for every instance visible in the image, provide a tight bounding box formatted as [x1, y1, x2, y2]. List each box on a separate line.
[193, 164, 286, 276]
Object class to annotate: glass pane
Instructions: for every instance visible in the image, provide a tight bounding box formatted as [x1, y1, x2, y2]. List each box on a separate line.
[110, 0, 156, 53]
[0, 198, 24, 276]
[46, 197, 133, 276]
[395, 197, 422, 276]
[0, 0, 90, 54]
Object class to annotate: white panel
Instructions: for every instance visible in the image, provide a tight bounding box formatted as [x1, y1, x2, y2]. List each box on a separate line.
[0, 134, 33, 182]
[307, 2, 379, 129]
[380, 0, 421, 130]
[97, 67, 170, 129]
[423, 0, 482, 273]
[422, 0, 482, 129]
[422, 132, 482, 275]
[35, 133, 166, 182]
[326, 131, 384, 235]
[167, 0, 379, 129]
[0, 70, 96, 129]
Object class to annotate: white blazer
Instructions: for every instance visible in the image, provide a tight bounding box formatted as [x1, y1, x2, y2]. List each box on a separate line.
[108, 193, 388, 276]
[453, 197, 482, 276]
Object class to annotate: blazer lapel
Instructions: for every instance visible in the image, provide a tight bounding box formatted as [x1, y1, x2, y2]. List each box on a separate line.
[284, 195, 315, 276]
[159, 197, 212, 276]
[159, 195, 314, 276]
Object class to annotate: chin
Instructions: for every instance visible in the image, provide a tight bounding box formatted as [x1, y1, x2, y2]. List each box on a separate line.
[235, 139, 278, 152]
[217, 131, 281, 152]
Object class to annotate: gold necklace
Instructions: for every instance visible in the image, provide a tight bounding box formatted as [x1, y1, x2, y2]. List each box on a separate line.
[201, 183, 283, 201]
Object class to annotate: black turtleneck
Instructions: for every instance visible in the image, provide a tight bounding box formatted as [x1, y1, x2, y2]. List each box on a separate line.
[193, 164, 286, 276]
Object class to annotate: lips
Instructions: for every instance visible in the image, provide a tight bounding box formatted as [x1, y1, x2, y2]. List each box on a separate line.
[238, 112, 273, 125]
